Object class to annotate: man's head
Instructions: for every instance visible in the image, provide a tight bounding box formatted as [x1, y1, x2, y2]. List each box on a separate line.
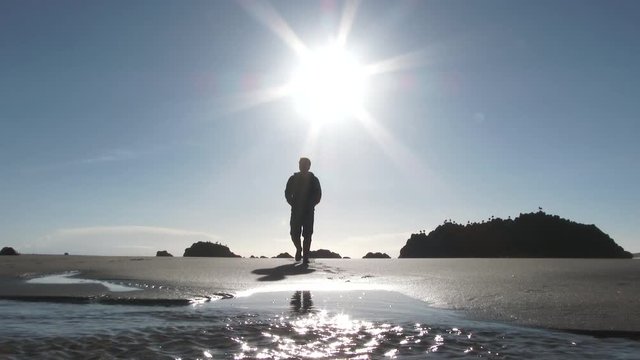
[299, 157, 311, 173]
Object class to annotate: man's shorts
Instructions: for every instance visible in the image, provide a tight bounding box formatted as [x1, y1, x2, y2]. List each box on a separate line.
[290, 208, 314, 238]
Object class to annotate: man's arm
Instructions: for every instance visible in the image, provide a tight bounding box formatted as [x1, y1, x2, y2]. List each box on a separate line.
[314, 176, 322, 205]
[285, 175, 294, 206]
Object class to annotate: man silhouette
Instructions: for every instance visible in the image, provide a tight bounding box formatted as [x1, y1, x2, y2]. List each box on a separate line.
[285, 157, 321, 264]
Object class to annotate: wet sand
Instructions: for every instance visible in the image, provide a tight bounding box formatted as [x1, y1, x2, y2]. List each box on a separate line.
[1, 255, 639, 333]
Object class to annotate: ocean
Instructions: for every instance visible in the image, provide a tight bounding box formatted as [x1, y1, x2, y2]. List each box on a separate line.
[1, 289, 639, 359]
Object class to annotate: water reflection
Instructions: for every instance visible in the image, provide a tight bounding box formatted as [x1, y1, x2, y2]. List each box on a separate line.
[229, 291, 518, 358]
[290, 290, 313, 314]
[3, 291, 637, 359]
[233, 290, 432, 359]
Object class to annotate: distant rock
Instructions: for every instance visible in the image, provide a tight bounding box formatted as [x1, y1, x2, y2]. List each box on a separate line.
[274, 252, 294, 258]
[400, 211, 633, 258]
[260, 256, 268, 259]
[156, 250, 173, 257]
[183, 241, 240, 257]
[0, 247, 19, 256]
[309, 249, 342, 259]
[343, 257, 351, 259]
[363, 252, 391, 259]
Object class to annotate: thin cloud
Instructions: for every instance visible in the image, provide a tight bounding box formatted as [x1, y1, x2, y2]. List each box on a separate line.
[339, 231, 411, 258]
[34, 226, 221, 256]
[56, 226, 220, 240]
[19, 148, 138, 174]
[113, 245, 155, 250]
[344, 231, 411, 244]
[77, 149, 136, 165]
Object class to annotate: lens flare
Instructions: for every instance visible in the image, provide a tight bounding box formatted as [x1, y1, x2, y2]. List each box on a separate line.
[289, 43, 368, 123]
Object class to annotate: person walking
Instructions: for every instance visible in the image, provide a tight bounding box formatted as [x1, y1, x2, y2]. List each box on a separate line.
[285, 157, 321, 264]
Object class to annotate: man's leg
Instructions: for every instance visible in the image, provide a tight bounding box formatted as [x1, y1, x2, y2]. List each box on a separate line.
[292, 235, 302, 261]
[302, 235, 311, 264]
[290, 210, 302, 261]
[301, 209, 314, 264]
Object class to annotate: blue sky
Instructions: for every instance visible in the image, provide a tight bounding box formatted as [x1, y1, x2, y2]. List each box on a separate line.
[1, 0, 639, 257]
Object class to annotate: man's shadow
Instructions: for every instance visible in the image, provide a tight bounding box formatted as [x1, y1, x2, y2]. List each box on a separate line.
[252, 263, 315, 281]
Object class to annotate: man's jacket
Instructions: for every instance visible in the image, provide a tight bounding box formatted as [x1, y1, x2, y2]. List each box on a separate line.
[285, 172, 322, 210]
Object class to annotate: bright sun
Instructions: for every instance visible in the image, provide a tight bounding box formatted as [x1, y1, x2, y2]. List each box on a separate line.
[289, 43, 368, 123]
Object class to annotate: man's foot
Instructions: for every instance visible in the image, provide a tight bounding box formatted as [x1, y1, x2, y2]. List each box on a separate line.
[295, 249, 302, 261]
[302, 256, 309, 264]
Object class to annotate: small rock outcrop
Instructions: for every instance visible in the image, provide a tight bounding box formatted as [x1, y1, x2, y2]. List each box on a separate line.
[0, 247, 19, 256]
[274, 252, 294, 258]
[363, 252, 391, 259]
[400, 211, 632, 258]
[183, 241, 240, 257]
[156, 250, 173, 257]
[309, 249, 342, 258]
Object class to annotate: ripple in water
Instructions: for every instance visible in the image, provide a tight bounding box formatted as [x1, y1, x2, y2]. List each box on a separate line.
[1, 290, 638, 359]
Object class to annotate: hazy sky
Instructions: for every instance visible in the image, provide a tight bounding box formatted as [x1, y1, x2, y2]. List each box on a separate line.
[2, 0, 639, 257]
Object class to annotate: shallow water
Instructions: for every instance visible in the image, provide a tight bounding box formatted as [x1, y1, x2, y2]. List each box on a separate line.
[25, 271, 142, 292]
[1, 290, 638, 359]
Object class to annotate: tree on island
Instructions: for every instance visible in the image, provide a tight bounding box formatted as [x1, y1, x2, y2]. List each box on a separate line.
[156, 250, 173, 257]
[399, 211, 632, 258]
[183, 241, 240, 257]
[363, 252, 391, 259]
[309, 249, 342, 258]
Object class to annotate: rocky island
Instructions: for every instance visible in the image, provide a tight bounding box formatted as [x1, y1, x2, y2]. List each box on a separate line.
[309, 249, 342, 258]
[183, 241, 240, 257]
[400, 211, 632, 258]
[0, 247, 19, 256]
[363, 252, 391, 259]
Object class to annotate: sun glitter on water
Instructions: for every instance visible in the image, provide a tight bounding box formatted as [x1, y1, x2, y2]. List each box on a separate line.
[289, 42, 368, 124]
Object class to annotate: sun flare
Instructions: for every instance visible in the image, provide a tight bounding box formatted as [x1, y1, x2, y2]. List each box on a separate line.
[289, 43, 368, 123]
[236, 0, 428, 177]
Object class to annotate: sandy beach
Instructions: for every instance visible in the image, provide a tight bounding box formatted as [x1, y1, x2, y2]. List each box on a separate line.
[1, 255, 639, 334]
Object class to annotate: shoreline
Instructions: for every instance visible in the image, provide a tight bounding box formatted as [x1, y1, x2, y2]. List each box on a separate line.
[1, 255, 639, 334]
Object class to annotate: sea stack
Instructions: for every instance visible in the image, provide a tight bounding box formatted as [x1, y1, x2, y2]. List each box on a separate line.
[400, 211, 632, 258]
[0, 247, 19, 256]
[363, 252, 391, 259]
[183, 241, 241, 257]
